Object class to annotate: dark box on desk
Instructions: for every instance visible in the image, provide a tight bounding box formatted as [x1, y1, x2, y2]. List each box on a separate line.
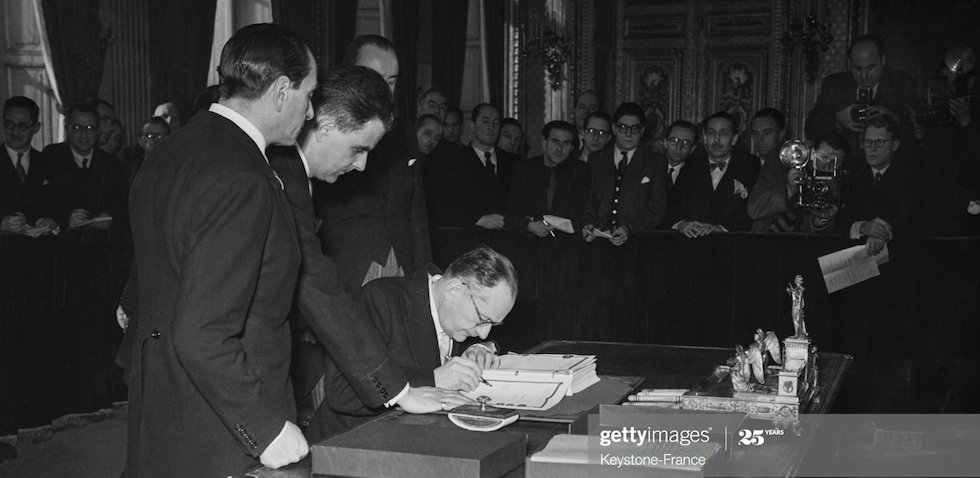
[311, 415, 526, 478]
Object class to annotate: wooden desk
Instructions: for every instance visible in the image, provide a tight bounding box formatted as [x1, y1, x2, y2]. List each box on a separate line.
[250, 341, 851, 477]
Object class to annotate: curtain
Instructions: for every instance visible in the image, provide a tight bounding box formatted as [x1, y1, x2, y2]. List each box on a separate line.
[390, 0, 419, 120]
[326, 0, 358, 68]
[39, 0, 107, 109]
[482, 0, 505, 110]
[430, 0, 469, 107]
[271, 0, 324, 68]
[148, 0, 217, 122]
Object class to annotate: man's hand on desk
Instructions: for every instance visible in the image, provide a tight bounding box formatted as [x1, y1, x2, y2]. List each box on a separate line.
[259, 421, 308, 469]
[434, 357, 483, 391]
[398, 386, 475, 413]
[461, 341, 499, 369]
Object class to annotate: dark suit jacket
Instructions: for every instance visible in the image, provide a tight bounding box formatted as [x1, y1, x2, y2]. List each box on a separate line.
[310, 272, 441, 440]
[313, 121, 431, 291]
[43, 141, 126, 227]
[804, 67, 915, 142]
[582, 147, 667, 232]
[267, 145, 409, 410]
[665, 150, 761, 232]
[424, 144, 518, 227]
[837, 155, 926, 237]
[0, 146, 57, 223]
[505, 155, 591, 233]
[126, 111, 301, 478]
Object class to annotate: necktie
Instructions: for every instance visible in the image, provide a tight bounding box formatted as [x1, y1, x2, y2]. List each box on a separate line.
[16, 152, 26, 183]
[546, 167, 557, 212]
[709, 161, 726, 172]
[617, 152, 628, 175]
[82, 157, 90, 169]
[668, 166, 675, 185]
[484, 151, 494, 175]
[873, 171, 883, 185]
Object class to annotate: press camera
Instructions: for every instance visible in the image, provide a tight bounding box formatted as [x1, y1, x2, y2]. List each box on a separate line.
[778, 140, 842, 210]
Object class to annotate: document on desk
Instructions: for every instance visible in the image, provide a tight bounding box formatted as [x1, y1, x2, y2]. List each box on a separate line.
[463, 378, 569, 411]
[818, 243, 889, 293]
[463, 354, 601, 411]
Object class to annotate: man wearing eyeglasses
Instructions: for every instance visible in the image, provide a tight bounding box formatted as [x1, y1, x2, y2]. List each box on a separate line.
[663, 120, 699, 190]
[44, 100, 126, 231]
[581, 102, 667, 246]
[1, 96, 60, 236]
[838, 115, 925, 255]
[579, 111, 614, 163]
[310, 246, 516, 439]
[119, 117, 171, 191]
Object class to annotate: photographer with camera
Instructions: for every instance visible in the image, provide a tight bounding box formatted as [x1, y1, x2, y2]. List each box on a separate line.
[805, 35, 915, 150]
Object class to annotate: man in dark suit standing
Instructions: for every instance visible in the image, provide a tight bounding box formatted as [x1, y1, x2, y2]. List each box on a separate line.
[505, 120, 590, 235]
[581, 102, 668, 245]
[314, 246, 515, 437]
[425, 103, 519, 228]
[838, 115, 925, 255]
[804, 34, 914, 145]
[1, 96, 59, 236]
[314, 35, 431, 292]
[666, 111, 761, 237]
[126, 24, 315, 476]
[44, 101, 126, 231]
[267, 66, 472, 443]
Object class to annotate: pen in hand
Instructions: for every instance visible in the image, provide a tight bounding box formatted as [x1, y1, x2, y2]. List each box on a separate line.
[479, 377, 494, 387]
[541, 219, 556, 237]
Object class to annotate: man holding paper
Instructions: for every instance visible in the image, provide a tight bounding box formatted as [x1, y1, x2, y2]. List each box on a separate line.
[308, 246, 517, 440]
[505, 120, 591, 236]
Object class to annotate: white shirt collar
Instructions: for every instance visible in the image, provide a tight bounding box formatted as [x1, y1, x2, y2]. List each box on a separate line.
[209, 103, 267, 160]
[614, 146, 636, 164]
[294, 144, 312, 178]
[5, 145, 28, 169]
[70, 146, 92, 168]
[871, 163, 890, 176]
[472, 143, 495, 162]
[428, 274, 452, 361]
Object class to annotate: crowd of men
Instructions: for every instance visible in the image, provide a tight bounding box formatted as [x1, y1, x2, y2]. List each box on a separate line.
[2, 26, 980, 476]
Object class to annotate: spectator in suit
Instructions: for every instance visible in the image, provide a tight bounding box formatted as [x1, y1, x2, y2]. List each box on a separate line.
[43, 101, 126, 231]
[119, 117, 171, 191]
[497, 117, 523, 156]
[749, 108, 787, 167]
[505, 120, 590, 236]
[314, 246, 515, 437]
[314, 34, 432, 292]
[749, 130, 851, 233]
[94, 98, 116, 153]
[417, 88, 447, 122]
[666, 111, 761, 237]
[442, 107, 464, 145]
[425, 103, 518, 229]
[838, 115, 925, 255]
[578, 111, 613, 163]
[581, 102, 668, 245]
[805, 34, 914, 146]
[1, 96, 59, 235]
[662, 120, 698, 192]
[415, 114, 443, 158]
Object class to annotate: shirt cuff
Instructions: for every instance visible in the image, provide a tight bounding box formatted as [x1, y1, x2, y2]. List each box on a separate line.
[849, 222, 863, 239]
[384, 383, 410, 408]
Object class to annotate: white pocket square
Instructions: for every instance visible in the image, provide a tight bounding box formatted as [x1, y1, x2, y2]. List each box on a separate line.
[640, 176, 650, 184]
[408, 158, 417, 166]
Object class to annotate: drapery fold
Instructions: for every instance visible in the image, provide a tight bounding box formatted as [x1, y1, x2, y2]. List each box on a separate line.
[271, 0, 325, 68]
[390, 0, 419, 120]
[39, 0, 107, 109]
[147, 0, 217, 121]
[431, 0, 469, 107]
[482, 0, 505, 110]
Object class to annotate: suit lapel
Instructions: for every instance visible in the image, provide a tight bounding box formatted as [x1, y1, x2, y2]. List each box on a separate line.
[405, 275, 442, 368]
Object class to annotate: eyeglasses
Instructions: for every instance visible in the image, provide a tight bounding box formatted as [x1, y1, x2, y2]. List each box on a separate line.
[3, 120, 35, 132]
[70, 124, 98, 134]
[666, 137, 694, 149]
[615, 123, 643, 135]
[141, 132, 169, 141]
[862, 138, 892, 149]
[586, 128, 611, 139]
[462, 283, 501, 326]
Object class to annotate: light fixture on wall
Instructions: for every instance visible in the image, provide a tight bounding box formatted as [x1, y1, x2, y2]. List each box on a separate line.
[781, 16, 833, 82]
[524, 25, 570, 91]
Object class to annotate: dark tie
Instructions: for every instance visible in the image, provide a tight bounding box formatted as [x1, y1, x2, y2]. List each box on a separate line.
[484, 151, 494, 175]
[16, 152, 26, 183]
[82, 157, 90, 169]
[873, 171, 883, 185]
[668, 166, 675, 185]
[545, 167, 557, 212]
[709, 161, 726, 172]
[617, 152, 628, 175]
